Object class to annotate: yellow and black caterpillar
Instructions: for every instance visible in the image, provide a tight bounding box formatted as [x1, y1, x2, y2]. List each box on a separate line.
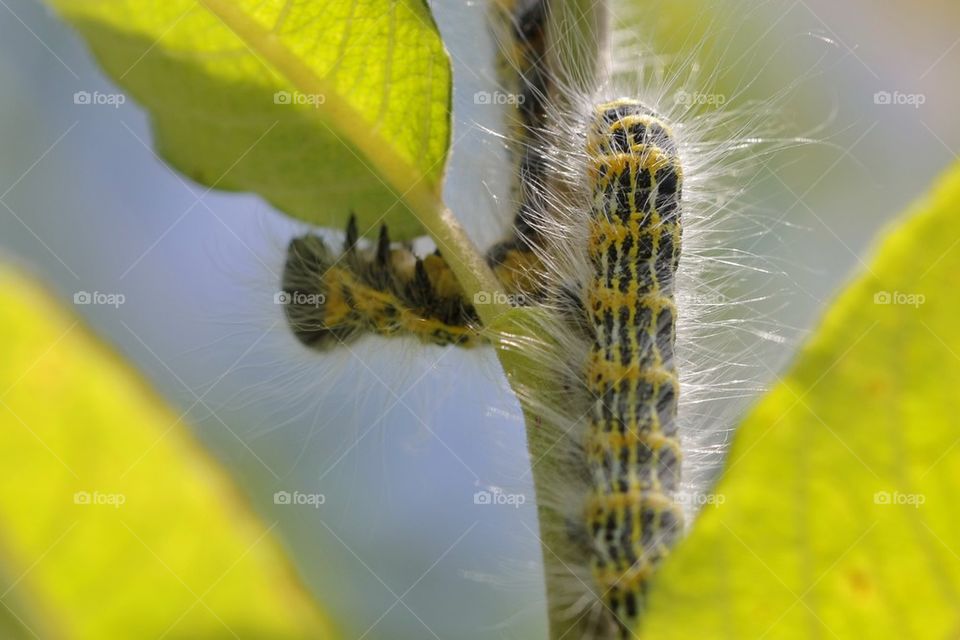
[583, 99, 684, 633]
[282, 0, 552, 350]
[486, 0, 551, 292]
[281, 215, 483, 349]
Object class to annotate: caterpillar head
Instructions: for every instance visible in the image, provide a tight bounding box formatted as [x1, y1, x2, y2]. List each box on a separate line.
[281, 233, 360, 350]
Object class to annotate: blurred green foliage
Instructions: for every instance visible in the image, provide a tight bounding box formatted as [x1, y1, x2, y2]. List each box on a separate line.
[0, 267, 337, 638]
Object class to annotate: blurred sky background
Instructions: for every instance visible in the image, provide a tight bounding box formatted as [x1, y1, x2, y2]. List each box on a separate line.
[0, 0, 958, 638]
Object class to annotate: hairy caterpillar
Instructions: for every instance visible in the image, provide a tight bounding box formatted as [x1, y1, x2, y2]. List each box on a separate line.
[485, 0, 551, 294]
[583, 98, 684, 631]
[472, 0, 819, 631]
[281, 215, 483, 349]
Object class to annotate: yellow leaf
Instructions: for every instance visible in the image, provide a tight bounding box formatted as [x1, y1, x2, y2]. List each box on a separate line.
[50, 0, 452, 239]
[643, 164, 960, 638]
[0, 267, 337, 639]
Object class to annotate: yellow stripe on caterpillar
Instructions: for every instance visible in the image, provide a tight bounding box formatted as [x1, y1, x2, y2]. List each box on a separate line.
[585, 489, 685, 514]
[585, 430, 684, 460]
[586, 288, 677, 316]
[592, 562, 657, 591]
[585, 358, 679, 390]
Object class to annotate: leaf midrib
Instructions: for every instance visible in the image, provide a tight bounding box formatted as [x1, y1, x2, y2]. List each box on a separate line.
[196, 0, 434, 205]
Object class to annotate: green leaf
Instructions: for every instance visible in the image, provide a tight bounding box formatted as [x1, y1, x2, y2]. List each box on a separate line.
[642, 163, 960, 638]
[51, 0, 452, 239]
[0, 266, 337, 638]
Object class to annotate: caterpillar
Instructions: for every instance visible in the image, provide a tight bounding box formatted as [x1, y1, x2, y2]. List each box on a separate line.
[485, 0, 551, 294]
[281, 215, 483, 349]
[583, 98, 684, 632]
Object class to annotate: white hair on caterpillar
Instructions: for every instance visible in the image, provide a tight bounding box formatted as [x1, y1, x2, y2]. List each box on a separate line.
[477, 0, 835, 633]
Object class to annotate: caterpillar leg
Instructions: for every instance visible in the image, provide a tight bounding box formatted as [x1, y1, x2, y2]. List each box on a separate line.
[584, 99, 685, 634]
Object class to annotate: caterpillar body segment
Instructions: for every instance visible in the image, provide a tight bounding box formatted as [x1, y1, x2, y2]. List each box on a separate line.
[492, 0, 549, 116]
[486, 237, 549, 300]
[486, 0, 552, 291]
[490, 0, 551, 194]
[282, 216, 484, 349]
[584, 99, 684, 633]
